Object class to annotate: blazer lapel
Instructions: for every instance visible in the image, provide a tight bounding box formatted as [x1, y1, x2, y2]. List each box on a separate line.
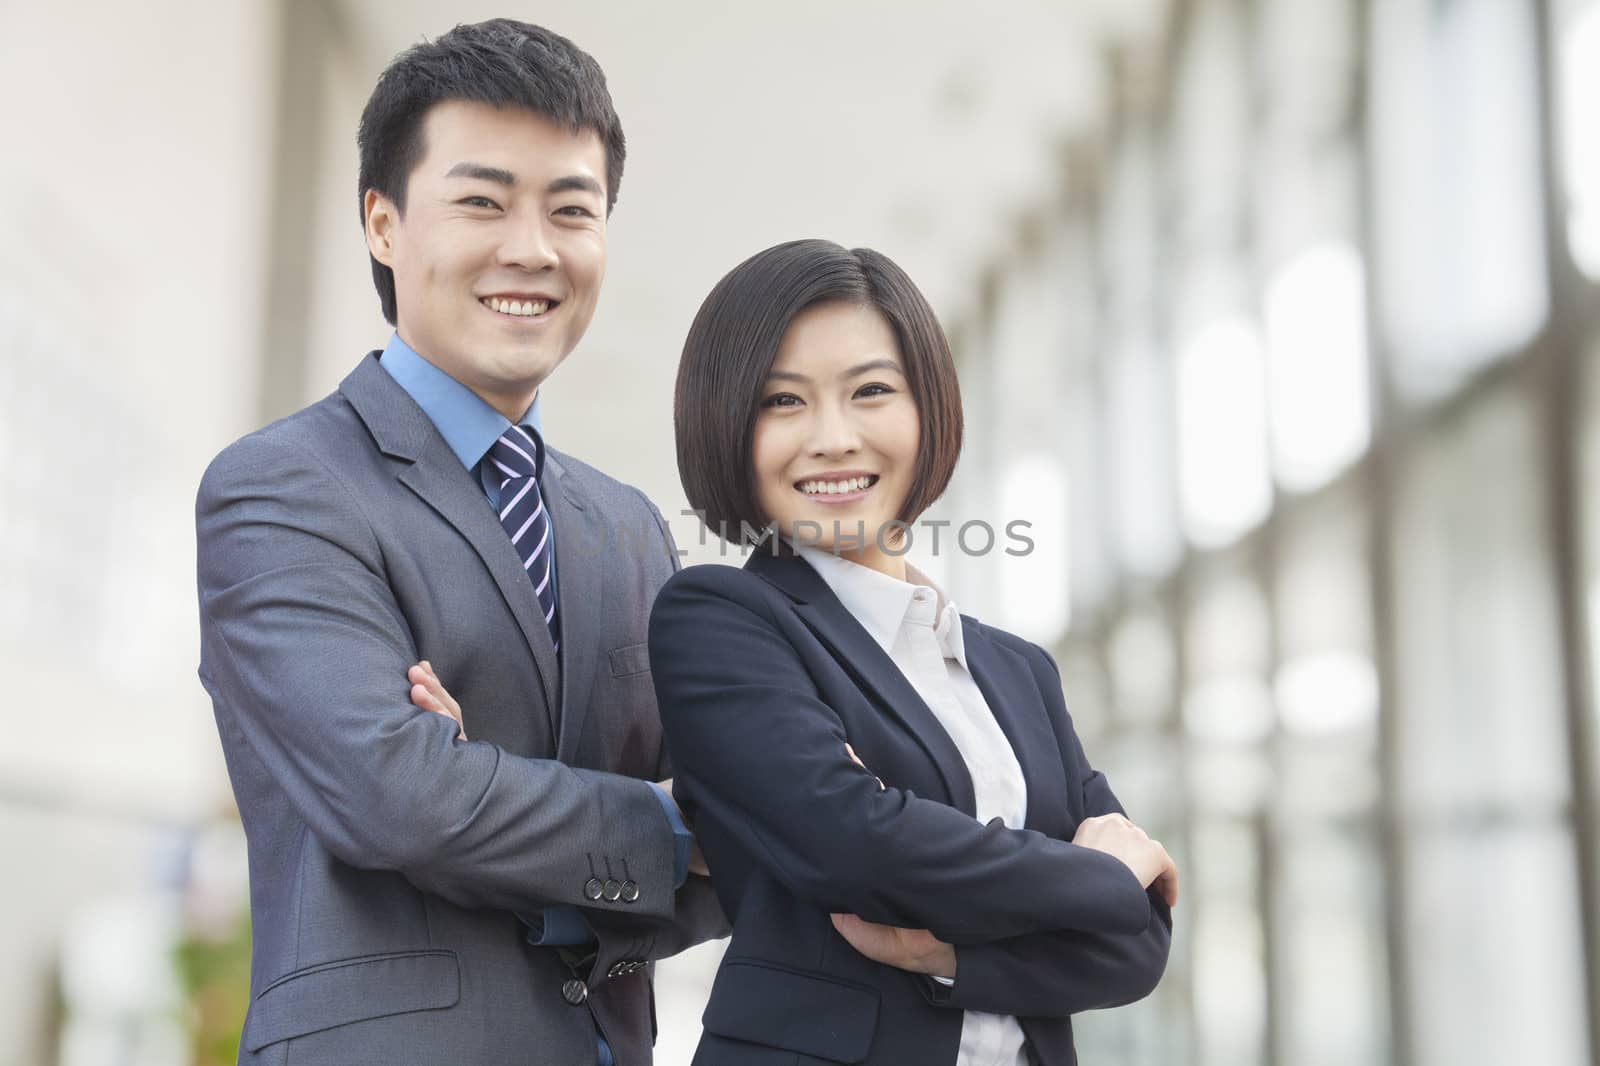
[340, 355, 562, 737]
[542, 451, 603, 763]
[961, 621, 1071, 838]
[748, 550, 977, 816]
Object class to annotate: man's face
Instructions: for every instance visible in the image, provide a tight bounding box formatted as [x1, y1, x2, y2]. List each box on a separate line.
[365, 99, 609, 421]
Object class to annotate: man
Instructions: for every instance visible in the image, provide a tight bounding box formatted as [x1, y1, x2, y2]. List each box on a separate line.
[196, 20, 725, 1065]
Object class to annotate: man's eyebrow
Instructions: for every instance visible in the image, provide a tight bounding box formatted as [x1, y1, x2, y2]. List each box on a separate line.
[765, 359, 905, 384]
[547, 174, 605, 197]
[445, 162, 516, 186]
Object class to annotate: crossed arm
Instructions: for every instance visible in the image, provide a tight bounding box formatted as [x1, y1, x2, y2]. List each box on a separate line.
[833, 754, 1175, 1018]
[196, 434, 702, 932]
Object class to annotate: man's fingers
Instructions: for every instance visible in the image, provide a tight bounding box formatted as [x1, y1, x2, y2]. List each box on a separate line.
[843, 743, 884, 790]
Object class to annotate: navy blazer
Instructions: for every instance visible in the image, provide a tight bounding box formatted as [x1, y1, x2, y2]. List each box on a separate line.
[649, 547, 1172, 1066]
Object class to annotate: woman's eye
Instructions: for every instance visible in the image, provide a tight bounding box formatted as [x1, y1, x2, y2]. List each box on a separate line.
[760, 393, 802, 409]
[856, 383, 895, 399]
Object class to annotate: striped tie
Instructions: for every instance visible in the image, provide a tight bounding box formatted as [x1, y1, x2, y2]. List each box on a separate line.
[488, 425, 560, 653]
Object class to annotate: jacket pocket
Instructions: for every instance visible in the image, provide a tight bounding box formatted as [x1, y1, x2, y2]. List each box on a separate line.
[701, 959, 880, 1064]
[242, 950, 459, 1052]
[609, 641, 652, 677]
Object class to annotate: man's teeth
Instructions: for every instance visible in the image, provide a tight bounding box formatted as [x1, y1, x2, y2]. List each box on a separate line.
[799, 477, 874, 495]
[484, 297, 551, 317]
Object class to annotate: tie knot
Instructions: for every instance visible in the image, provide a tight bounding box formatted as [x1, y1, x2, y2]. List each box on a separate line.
[489, 425, 544, 483]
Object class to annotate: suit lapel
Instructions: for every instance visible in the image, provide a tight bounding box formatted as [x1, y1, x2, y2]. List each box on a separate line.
[748, 550, 977, 816]
[340, 355, 562, 739]
[961, 621, 1070, 838]
[543, 451, 603, 763]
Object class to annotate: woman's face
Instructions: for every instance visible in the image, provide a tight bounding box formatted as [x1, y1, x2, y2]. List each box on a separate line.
[752, 301, 921, 576]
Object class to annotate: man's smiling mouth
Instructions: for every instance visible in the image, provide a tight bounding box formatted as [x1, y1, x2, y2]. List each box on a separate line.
[481, 295, 558, 318]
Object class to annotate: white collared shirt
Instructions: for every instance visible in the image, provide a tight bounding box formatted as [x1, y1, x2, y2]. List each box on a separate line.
[798, 546, 1030, 1066]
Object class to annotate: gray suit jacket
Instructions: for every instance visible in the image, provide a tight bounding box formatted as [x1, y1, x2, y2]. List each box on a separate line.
[196, 353, 727, 1065]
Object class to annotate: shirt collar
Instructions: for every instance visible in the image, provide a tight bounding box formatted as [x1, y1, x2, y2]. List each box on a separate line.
[378, 332, 544, 471]
[795, 545, 968, 668]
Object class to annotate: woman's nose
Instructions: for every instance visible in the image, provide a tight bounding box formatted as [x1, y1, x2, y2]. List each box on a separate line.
[807, 402, 862, 457]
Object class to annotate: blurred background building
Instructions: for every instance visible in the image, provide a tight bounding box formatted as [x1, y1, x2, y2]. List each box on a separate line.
[2, 0, 1597, 1063]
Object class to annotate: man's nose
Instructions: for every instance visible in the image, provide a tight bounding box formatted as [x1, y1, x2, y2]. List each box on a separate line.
[497, 216, 559, 272]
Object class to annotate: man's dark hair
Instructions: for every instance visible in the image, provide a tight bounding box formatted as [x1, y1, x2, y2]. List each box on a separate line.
[356, 19, 625, 325]
[676, 239, 964, 545]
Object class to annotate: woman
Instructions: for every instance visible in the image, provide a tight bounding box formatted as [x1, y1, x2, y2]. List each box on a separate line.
[644, 239, 1176, 1065]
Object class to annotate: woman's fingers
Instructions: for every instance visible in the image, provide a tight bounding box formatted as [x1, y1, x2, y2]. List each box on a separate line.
[407, 662, 465, 739]
[1154, 847, 1180, 907]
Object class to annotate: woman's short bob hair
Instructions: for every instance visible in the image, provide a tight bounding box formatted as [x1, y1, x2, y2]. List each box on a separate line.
[675, 239, 963, 546]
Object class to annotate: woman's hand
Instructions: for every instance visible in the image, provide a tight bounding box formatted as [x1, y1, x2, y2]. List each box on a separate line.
[832, 742, 955, 976]
[1072, 814, 1179, 907]
[408, 660, 465, 740]
[830, 913, 957, 979]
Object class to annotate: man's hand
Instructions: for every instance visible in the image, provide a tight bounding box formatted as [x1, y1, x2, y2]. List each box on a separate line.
[844, 743, 883, 790]
[1072, 814, 1179, 907]
[408, 661, 465, 739]
[830, 913, 957, 979]
[656, 778, 710, 878]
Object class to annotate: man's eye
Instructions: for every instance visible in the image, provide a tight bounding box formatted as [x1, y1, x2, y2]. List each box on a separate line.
[760, 393, 802, 409]
[460, 196, 499, 209]
[555, 205, 597, 218]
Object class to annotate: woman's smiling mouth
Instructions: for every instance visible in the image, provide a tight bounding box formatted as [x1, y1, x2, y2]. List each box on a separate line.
[795, 474, 879, 502]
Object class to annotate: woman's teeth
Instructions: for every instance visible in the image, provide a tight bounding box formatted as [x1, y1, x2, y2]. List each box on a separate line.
[799, 476, 875, 495]
[484, 297, 550, 317]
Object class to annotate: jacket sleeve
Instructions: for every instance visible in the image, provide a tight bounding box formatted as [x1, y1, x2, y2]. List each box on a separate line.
[921, 644, 1173, 1016]
[648, 567, 1152, 944]
[195, 434, 679, 919]
[582, 496, 730, 986]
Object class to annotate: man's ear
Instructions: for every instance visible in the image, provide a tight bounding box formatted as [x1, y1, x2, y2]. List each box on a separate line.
[364, 188, 399, 266]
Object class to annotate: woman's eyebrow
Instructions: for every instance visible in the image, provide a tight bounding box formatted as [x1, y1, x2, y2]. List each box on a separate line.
[843, 358, 904, 377]
[766, 359, 905, 384]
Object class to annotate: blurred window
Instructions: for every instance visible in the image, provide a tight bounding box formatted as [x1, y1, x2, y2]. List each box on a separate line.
[1276, 824, 1388, 1066]
[1191, 818, 1268, 1066]
[1370, 0, 1548, 400]
[1107, 332, 1184, 575]
[1103, 125, 1184, 578]
[1263, 239, 1370, 493]
[1557, 0, 1600, 278]
[1272, 487, 1388, 1064]
[1184, 561, 1272, 815]
[1175, 278, 1273, 547]
[1110, 599, 1179, 730]
[1390, 384, 1588, 1065]
[1584, 336, 1600, 802]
